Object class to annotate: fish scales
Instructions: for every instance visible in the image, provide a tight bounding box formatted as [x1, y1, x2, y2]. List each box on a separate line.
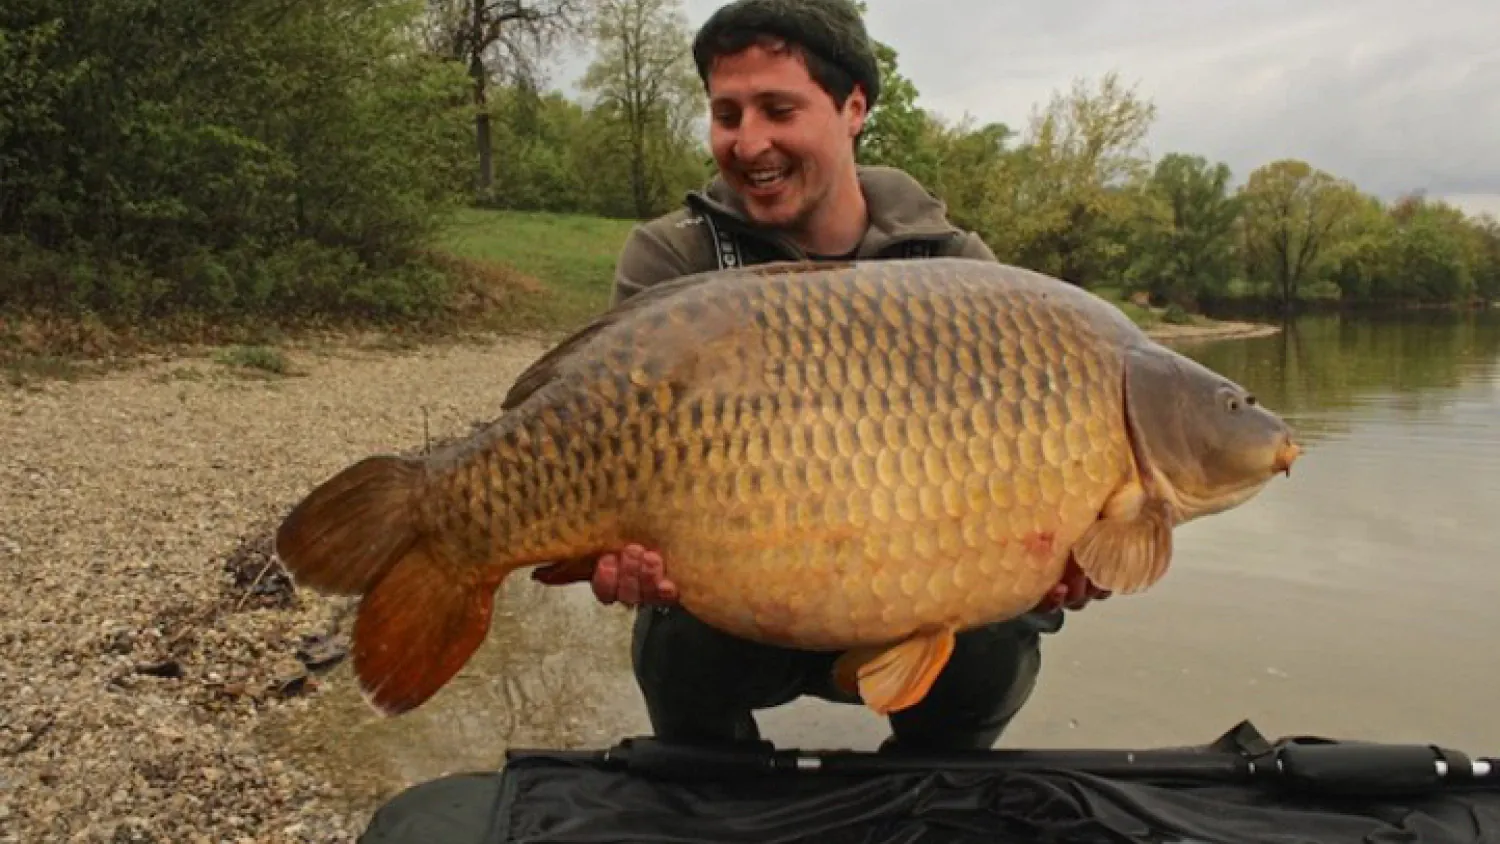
[428, 261, 1130, 648]
[274, 257, 1301, 717]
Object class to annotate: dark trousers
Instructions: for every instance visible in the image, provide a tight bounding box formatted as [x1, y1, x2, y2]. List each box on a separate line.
[630, 604, 1060, 751]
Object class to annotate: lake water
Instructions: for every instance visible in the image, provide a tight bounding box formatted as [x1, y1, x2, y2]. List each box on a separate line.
[260, 309, 1500, 807]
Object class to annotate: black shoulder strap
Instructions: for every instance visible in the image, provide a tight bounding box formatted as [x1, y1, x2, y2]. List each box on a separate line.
[900, 239, 939, 258]
[701, 209, 941, 267]
[699, 211, 742, 270]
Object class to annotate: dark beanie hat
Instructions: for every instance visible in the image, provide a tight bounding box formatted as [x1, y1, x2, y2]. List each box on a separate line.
[691, 0, 882, 108]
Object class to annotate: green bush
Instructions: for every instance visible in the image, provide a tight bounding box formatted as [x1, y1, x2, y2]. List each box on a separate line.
[0, 0, 472, 323]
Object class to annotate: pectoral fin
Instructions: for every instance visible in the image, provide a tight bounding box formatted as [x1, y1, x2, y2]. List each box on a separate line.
[832, 625, 957, 714]
[1072, 483, 1174, 594]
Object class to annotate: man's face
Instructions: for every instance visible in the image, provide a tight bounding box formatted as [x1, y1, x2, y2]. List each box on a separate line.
[705, 41, 867, 232]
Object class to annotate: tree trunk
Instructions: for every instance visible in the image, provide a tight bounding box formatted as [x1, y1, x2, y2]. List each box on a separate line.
[469, 6, 492, 195]
[630, 130, 649, 218]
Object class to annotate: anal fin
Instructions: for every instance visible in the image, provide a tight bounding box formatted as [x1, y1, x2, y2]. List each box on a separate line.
[352, 538, 498, 716]
[832, 625, 957, 715]
[1072, 486, 1174, 594]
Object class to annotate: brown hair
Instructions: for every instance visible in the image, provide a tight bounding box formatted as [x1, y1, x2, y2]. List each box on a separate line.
[691, 0, 882, 110]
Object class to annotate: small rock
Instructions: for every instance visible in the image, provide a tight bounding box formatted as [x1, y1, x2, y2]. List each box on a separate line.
[135, 660, 182, 679]
[295, 634, 347, 671]
[274, 670, 313, 698]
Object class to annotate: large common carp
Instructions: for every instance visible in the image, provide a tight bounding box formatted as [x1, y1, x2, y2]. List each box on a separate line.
[274, 258, 1301, 717]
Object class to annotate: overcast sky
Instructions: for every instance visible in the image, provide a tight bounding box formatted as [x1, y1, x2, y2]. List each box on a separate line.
[552, 0, 1499, 218]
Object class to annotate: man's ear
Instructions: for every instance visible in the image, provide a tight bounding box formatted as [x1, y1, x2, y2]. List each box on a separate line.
[845, 85, 868, 136]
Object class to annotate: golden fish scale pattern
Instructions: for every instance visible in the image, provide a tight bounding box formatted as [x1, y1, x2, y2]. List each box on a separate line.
[428, 261, 1137, 649]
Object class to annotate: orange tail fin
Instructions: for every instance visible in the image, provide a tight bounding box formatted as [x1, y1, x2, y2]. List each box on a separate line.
[274, 454, 499, 715]
[274, 455, 426, 595]
[351, 538, 496, 715]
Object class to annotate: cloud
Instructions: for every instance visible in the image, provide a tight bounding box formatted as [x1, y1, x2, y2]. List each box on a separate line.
[562, 0, 1500, 216]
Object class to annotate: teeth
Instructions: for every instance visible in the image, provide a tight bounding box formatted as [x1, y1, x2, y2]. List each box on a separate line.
[747, 168, 785, 186]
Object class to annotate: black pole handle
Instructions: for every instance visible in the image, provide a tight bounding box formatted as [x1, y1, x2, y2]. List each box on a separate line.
[544, 736, 1500, 797]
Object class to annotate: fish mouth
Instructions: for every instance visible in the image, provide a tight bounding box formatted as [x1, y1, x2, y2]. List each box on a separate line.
[1272, 439, 1302, 477]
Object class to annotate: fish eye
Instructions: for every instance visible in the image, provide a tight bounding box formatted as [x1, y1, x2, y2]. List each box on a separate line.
[1225, 395, 1241, 413]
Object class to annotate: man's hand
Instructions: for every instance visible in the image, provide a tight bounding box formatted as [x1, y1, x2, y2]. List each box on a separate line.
[1033, 558, 1110, 612]
[591, 543, 679, 607]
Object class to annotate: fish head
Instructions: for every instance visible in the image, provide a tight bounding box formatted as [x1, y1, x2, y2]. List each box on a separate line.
[1122, 343, 1300, 523]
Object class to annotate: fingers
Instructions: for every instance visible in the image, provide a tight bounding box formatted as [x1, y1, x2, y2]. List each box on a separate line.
[635, 547, 680, 604]
[616, 545, 643, 606]
[590, 544, 679, 608]
[1033, 559, 1110, 613]
[1062, 564, 1090, 610]
[591, 553, 619, 604]
[655, 571, 679, 604]
[1032, 582, 1067, 613]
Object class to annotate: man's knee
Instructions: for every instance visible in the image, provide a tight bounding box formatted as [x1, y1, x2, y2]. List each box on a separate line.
[885, 617, 1045, 751]
[630, 606, 809, 744]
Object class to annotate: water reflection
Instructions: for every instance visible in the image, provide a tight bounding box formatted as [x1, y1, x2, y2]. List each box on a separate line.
[263, 310, 1500, 810]
[1182, 311, 1500, 444]
[257, 579, 649, 809]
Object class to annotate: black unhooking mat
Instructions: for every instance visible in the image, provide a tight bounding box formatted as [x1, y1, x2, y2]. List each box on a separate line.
[357, 720, 1500, 844]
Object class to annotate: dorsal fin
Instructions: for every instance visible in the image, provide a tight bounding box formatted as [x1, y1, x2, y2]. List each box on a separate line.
[501, 272, 714, 410]
[500, 259, 849, 411]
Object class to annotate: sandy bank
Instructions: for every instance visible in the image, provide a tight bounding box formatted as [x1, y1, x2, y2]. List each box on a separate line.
[1145, 320, 1281, 344]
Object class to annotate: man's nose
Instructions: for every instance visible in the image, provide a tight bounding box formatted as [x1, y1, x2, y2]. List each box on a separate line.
[733, 113, 772, 160]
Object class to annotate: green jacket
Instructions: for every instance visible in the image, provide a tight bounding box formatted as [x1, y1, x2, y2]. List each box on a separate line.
[611, 164, 997, 306]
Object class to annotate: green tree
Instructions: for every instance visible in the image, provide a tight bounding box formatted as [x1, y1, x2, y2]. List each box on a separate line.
[1004, 72, 1158, 284]
[920, 117, 1014, 240]
[1470, 215, 1500, 303]
[1237, 159, 1363, 307]
[855, 39, 935, 183]
[486, 80, 592, 212]
[421, 0, 594, 197]
[1385, 196, 1477, 304]
[579, 0, 704, 218]
[1124, 153, 1240, 307]
[1324, 193, 1399, 302]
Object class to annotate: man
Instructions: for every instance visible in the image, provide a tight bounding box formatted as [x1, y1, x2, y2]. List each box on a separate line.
[572, 0, 1106, 752]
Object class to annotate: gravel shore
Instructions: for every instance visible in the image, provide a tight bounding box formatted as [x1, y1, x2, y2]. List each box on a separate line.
[0, 315, 1275, 842]
[1, 335, 552, 843]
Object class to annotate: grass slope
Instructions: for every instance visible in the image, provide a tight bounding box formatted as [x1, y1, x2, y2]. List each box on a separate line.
[443, 208, 1221, 334]
[436, 208, 637, 333]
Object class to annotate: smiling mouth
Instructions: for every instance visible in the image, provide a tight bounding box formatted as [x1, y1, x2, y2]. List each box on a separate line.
[743, 165, 789, 190]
